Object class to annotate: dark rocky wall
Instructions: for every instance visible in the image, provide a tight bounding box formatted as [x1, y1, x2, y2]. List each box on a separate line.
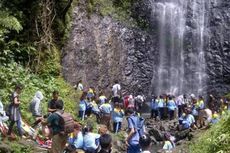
[206, 0, 230, 95]
[62, 0, 230, 97]
[62, 0, 156, 96]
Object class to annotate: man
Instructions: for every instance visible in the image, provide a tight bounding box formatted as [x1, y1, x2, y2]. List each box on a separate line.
[48, 90, 64, 113]
[42, 101, 68, 153]
[98, 134, 112, 153]
[125, 109, 143, 153]
[112, 80, 121, 103]
[99, 100, 112, 130]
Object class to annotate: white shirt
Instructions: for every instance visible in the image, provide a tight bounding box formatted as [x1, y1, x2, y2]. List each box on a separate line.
[141, 151, 151, 153]
[77, 83, 84, 91]
[112, 84, 121, 97]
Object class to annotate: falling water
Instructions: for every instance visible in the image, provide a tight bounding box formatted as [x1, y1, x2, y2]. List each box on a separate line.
[150, 0, 209, 96]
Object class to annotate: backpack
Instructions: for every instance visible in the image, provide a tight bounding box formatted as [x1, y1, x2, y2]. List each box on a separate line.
[128, 115, 145, 137]
[55, 111, 75, 134]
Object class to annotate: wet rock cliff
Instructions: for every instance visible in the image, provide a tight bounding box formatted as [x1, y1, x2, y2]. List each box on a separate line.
[62, 0, 230, 97]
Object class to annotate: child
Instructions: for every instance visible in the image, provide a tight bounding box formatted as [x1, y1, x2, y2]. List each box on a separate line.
[140, 134, 151, 153]
[162, 133, 175, 151]
[64, 123, 84, 153]
[112, 103, 124, 133]
[150, 96, 158, 120]
[83, 123, 101, 153]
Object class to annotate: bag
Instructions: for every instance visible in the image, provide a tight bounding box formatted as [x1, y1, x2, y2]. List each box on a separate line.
[55, 111, 75, 134]
[5, 103, 12, 117]
[128, 115, 145, 137]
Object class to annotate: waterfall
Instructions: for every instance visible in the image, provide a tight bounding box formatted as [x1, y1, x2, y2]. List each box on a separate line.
[150, 0, 209, 96]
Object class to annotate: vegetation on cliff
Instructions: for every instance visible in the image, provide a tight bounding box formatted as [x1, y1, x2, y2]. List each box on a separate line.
[190, 113, 230, 153]
[86, 0, 149, 29]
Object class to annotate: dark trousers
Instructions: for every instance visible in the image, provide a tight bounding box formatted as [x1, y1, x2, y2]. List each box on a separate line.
[151, 109, 158, 119]
[113, 122, 121, 133]
[168, 110, 174, 120]
[78, 110, 85, 120]
[7, 120, 22, 136]
[178, 105, 183, 117]
[159, 108, 164, 120]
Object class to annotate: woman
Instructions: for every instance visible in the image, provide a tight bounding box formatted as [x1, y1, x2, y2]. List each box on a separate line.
[7, 84, 23, 138]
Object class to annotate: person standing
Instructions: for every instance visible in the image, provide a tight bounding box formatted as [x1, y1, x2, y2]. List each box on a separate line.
[112, 103, 124, 133]
[167, 96, 177, 120]
[79, 92, 87, 121]
[150, 96, 158, 120]
[112, 80, 121, 103]
[42, 101, 68, 153]
[48, 90, 64, 113]
[77, 80, 84, 91]
[7, 84, 23, 138]
[99, 100, 112, 130]
[125, 109, 143, 153]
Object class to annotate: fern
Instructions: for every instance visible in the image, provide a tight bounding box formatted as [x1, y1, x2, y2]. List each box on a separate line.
[0, 10, 23, 33]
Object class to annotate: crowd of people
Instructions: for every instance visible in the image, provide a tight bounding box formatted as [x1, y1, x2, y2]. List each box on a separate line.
[0, 81, 229, 153]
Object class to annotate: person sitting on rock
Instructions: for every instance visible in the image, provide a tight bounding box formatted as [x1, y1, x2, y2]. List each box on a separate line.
[64, 122, 84, 153]
[178, 113, 190, 131]
[185, 108, 196, 129]
[162, 133, 175, 151]
[83, 123, 101, 153]
[211, 111, 219, 124]
[140, 134, 152, 153]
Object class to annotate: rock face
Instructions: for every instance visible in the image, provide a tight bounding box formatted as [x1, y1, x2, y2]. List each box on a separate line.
[62, 0, 230, 97]
[62, 0, 156, 96]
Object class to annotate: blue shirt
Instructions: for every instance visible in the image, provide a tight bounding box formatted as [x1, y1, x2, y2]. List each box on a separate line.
[158, 99, 165, 108]
[83, 132, 100, 151]
[167, 100, 177, 111]
[112, 108, 124, 122]
[163, 141, 175, 150]
[79, 100, 86, 111]
[68, 132, 84, 149]
[186, 114, 195, 126]
[151, 99, 158, 110]
[127, 115, 140, 145]
[99, 103, 112, 114]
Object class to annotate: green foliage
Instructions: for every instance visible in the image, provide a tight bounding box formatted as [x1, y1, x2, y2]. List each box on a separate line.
[0, 10, 22, 33]
[86, 0, 135, 24]
[9, 142, 33, 153]
[0, 62, 78, 123]
[190, 113, 230, 153]
[85, 0, 149, 29]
